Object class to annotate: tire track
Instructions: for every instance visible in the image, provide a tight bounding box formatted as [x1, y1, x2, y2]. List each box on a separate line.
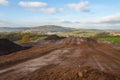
[0, 37, 120, 80]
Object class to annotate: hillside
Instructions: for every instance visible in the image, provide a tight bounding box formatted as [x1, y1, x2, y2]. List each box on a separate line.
[0, 25, 75, 33]
[30, 25, 75, 33]
[0, 27, 29, 32]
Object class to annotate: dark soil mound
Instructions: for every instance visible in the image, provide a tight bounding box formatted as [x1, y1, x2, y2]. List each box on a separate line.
[25, 66, 120, 80]
[0, 39, 24, 56]
[44, 35, 65, 40]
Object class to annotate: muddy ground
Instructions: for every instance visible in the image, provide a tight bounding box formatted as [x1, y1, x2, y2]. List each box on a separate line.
[0, 37, 120, 80]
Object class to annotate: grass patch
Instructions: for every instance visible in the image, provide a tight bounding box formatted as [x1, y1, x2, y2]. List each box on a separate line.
[98, 37, 120, 43]
[30, 36, 47, 41]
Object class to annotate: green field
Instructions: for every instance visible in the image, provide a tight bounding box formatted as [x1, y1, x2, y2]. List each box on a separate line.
[98, 37, 120, 43]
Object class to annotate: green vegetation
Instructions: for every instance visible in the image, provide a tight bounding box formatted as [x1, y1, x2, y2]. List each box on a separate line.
[30, 36, 47, 41]
[98, 37, 120, 43]
[0, 32, 23, 41]
[95, 32, 110, 37]
[58, 30, 102, 37]
[22, 35, 30, 43]
[0, 32, 47, 42]
[0, 29, 120, 43]
[58, 30, 120, 44]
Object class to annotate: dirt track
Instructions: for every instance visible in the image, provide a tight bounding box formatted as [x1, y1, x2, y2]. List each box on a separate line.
[0, 37, 120, 80]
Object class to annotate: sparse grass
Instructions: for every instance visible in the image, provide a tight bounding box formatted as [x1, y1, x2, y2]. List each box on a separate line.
[58, 30, 102, 37]
[30, 36, 47, 41]
[98, 36, 120, 43]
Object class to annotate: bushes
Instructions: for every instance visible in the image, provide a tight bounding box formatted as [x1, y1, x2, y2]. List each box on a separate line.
[22, 35, 30, 43]
[0, 32, 47, 42]
[0, 32, 23, 41]
[95, 32, 110, 38]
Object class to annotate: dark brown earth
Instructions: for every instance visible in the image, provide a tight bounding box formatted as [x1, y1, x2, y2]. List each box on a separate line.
[0, 39, 24, 56]
[0, 37, 120, 80]
[44, 35, 65, 40]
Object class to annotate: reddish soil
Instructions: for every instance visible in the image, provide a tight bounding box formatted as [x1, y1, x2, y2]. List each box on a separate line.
[25, 65, 120, 80]
[0, 37, 120, 80]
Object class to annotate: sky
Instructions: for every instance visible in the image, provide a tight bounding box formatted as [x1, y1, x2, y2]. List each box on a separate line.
[0, 0, 120, 29]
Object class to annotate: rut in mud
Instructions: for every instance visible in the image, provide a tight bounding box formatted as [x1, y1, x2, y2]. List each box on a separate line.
[0, 37, 120, 80]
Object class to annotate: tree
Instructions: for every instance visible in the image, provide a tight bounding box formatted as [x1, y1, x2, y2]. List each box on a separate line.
[22, 35, 30, 43]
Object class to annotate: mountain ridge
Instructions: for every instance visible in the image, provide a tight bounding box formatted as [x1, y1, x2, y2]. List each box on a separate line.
[0, 25, 75, 33]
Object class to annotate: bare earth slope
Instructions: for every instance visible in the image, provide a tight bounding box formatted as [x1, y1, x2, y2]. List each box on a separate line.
[0, 39, 24, 56]
[0, 37, 120, 80]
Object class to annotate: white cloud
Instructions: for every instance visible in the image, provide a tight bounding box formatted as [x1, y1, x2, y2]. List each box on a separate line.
[67, 1, 90, 12]
[67, 13, 120, 25]
[59, 19, 71, 23]
[85, 13, 120, 29]
[0, 20, 17, 27]
[93, 13, 120, 24]
[19, 1, 47, 8]
[58, 19, 81, 24]
[57, 13, 120, 29]
[0, 0, 9, 6]
[1, 12, 120, 29]
[40, 8, 56, 14]
[19, 1, 57, 14]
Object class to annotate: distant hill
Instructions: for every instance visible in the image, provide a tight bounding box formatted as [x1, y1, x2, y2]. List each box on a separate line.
[30, 25, 75, 33]
[0, 27, 29, 32]
[0, 25, 75, 33]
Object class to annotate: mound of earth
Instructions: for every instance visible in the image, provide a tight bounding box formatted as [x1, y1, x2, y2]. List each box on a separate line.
[0, 39, 24, 56]
[44, 35, 65, 40]
[24, 66, 120, 80]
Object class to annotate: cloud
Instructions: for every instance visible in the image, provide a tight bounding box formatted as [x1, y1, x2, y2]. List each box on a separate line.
[57, 13, 120, 29]
[0, 20, 17, 27]
[0, 0, 9, 6]
[93, 13, 120, 24]
[58, 19, 80, 23]
[19, 1, 57, 14]
[40, 8, 56, 14]
[70, 13, 120, 25]
[19, 1, 47, 8]
[58, 19, 71, 23]
[82, 13, 120, 29]
[67, 1, 90, 12]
